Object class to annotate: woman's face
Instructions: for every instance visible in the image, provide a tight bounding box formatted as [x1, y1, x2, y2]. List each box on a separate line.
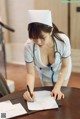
[32, 31, 52, 47]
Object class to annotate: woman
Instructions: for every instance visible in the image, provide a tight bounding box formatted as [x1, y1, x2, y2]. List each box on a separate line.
[23, 10, 72, 102]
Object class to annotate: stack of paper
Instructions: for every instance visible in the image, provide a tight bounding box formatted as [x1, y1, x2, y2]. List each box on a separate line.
[27, 90, 58, 110]
[0, 100, 27, 119]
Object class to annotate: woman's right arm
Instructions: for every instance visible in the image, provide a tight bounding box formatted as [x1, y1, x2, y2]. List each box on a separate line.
[23, 62, 35, 102]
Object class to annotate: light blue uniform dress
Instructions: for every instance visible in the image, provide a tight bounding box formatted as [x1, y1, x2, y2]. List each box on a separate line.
[24, 33, 72, 84]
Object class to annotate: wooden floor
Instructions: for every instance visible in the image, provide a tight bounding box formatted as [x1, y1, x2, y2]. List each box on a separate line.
[6, 63, 80, 92]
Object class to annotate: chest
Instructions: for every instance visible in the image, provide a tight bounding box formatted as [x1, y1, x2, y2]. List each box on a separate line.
[39, 47, 55, 66]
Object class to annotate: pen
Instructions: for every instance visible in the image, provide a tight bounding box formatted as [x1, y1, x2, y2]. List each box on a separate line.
[27, 85, 33, 98]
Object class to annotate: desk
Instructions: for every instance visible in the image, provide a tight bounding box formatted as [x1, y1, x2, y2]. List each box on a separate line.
[0, 86, 80, 119]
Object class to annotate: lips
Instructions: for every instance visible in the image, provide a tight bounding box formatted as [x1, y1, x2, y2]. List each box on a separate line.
[38, 45, 42, 47]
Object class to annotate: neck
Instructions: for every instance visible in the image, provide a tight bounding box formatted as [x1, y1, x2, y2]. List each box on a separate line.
[47, 36, 55, 48]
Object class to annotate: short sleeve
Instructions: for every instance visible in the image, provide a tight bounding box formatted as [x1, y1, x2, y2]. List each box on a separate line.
[62, 35, 71, 58]
[24, 40, 33, 63]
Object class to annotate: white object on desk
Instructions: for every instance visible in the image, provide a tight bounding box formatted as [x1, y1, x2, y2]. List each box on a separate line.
[7, 79, 15, 93]
[6, 103, 27, 119]
[0, 100, 13, 112]
[27, 90, 58, 110]
[0, 100, 27, 119]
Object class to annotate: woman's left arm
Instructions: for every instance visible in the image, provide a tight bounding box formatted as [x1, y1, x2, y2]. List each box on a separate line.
[51, 56, 70, 100]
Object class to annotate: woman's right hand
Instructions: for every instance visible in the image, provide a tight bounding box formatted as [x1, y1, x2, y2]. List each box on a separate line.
[23, 91, 35, 102]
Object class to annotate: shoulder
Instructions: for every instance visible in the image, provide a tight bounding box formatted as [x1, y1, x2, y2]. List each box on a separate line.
[24, 39, 34, 50]
[58, 33, 70, 44]
[55, 33, 71, 56]
[24, 39, 33, 46]
[55, 33, 70, 48]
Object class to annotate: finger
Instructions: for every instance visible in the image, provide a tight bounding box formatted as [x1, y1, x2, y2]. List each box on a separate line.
[32, 93, 36, 99]
[27, 92, 34, 102]
[23, 93, 28, 101]
[56, 94, 58, 100]
[23, 92, 29, 101]
[57, 94, 61, 100]
[57, 93, 64, 100]
[61, 94, 64, 99]
[50, 91, 54, 97]
[53, 93, 57, 100]
[23, 92, 33, 102]
[32, 93, 37, 101]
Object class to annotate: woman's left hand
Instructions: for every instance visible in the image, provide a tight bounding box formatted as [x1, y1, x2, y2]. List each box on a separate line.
[51, 87, 64, 100]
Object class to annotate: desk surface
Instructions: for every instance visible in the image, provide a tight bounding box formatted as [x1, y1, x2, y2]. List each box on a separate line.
[0, 86, 80, 119]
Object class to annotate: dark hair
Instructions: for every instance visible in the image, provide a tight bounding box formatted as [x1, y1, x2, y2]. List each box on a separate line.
[28, 22, 64, 42]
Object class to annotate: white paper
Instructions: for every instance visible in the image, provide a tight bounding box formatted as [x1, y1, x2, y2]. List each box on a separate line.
[27, 90, 58, 110]
[0, 100, 27, 119]
[0, 100, 13, 112]
[6, 103, 27, 119]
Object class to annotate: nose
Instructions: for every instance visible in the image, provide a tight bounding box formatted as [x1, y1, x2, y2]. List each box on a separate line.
[37, 39, 42, 45]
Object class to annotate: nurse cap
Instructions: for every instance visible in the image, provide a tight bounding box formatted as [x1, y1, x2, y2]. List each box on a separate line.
[28, 10, 52, 27]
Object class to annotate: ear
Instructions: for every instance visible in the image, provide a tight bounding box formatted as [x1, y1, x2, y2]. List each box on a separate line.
[50, 28, 53, 36]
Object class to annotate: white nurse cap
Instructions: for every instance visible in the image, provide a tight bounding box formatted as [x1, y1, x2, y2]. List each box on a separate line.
[28, 10, 52, 27]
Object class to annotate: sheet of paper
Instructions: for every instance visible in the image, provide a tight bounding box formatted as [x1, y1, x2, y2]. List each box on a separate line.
[0, 100, 27, 119]
[6, 103, 27, 119]
[27, 90, 58, 110]
[0, 100, 13, 112]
